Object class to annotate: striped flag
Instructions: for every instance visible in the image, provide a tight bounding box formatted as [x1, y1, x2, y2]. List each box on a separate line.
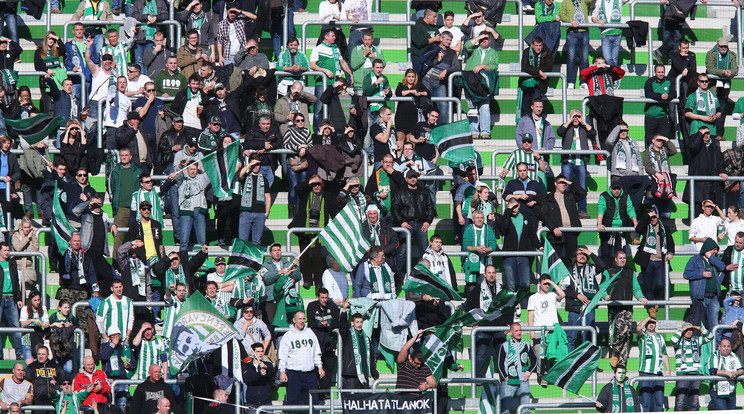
[224, 239, 263, 283]
[52, 183, 75, 254]
[479, 357, 499, 414]
[319, 203, 370, 273]
[578, 269, 622, 319]
[201, 140, 240, 200]
[420, 320, 462, 381]
[5, 113, 64, 145]
[402, 263, 463, 301]
[428, 120, 476, 164]
[541, 238, 569, 283]
[543, 342, 601, 395]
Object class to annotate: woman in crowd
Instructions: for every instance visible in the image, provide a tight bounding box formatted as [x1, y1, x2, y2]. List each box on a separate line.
[283, 113, 312, 217]
[11, 217, 39, 293]
[19, 290, 49, 365]
[59, 119, 88, 174]
[395, 69, 430, 151]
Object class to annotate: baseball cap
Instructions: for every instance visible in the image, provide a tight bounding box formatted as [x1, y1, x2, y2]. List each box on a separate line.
[214, 83, 225, 91]
[138, 201, 152, 209]
[173, 116, 184, 122]
[718, 37, 729, 47]
[521, 133, 534, 143]
[101, 53, 114, 62]
[209, 116, 221, 124]
[405, 169, 419, 178]
[187, 135, 198, 146]
[107, 326, 121, 336]
[214, 257, 226, 265]
[127, 111, 141, 121]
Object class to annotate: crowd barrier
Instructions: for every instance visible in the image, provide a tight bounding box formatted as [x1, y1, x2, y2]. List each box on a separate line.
[274, 70, 329, 119]
[299, 20, 417, 62]
[62, 20, 182, 55]
[366, 96, 463, 124]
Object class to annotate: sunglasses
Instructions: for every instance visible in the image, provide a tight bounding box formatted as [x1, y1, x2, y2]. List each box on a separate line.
[140, 206, 151, 211]
[295, 119, 305, 122]
[699, 80, 709, 84]
[146, 89, 155, 92]
[704, 205, 715, 209]
[142, 180, 152, 184]
[611, 187, 622, 190]
[620, 129, 629, 133]
[76, 173, 86, 177]
[310, 182, 321, 187]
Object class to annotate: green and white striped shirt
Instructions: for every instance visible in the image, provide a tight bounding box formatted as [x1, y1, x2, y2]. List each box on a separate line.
[670, 326, 713, 373]
[162, 297, 184, 339]
[730, 249, 744, 292]
[135, 336, 168, 380]
[96, 295, 134, 341]
[638, 331, 668, 374]
[502, 149, 540, 181]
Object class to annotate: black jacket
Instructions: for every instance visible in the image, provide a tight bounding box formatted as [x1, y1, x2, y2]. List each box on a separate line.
[128, 219, 165, 260]
[634, 214, 675, 268]
[360, 219, 399, 265]
[391, 185, 436, 225]
[115, 124, 153, 171]
[363, 167, 406, 201]
[0, 259, 20, 302]
[497, 209, 540, 252]
[306, 299, 340, 355]
[242, 360, 276, 405]
[171, 88, 207, 125]
[319, 85, 348, 133]
[520, 46, 553, 94]
[131, 377, 180, 414]
[243, 124, 282, 166]
[151, 250, 208, 294]
[599, 191, 633, 228]
[597, 381, 641, 412]
[669, 50, 698, 92]
[288, 182, 337, 229]
[556, 123, 596, 165]
[158, 127, 194, 167]
[339, 310, 379, 381]
[0, 40, 21, 71]
[536, 185, 587, 237]
[25, 359, 64, 404]
[563, 254, 607, 313]
[464, 280, 508, 326]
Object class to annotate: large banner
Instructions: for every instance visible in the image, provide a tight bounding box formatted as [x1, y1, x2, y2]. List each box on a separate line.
[341, 392, 434, 414]
[168, 292, 241, 374]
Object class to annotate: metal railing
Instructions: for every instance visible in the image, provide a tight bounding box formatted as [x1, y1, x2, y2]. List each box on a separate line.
[275, 327, 343, 390]
[448, 71, 569, 122]
[10, 252, 48, 307]
[313, 388, 438, 414]
[629, 374, 743, 387]
[415, 174, 503, 198]
[581, 96, 679, 123]
[96, 95, 175, 150]
[470, 326, 598, 398]
[274, 70, 329, 119]
[17, 71, 87, 110]
[62, 20, 182, 54]
[110, 378, 184, 402]
[286, 227, 413, 276]
[300, 20, 416, 62]
[517, 401, 596, 414]
[490, 149, 612, 189]
[676, 175, 744, 221]
[629, 0, 743, 69]
[367, 96, 462, 124]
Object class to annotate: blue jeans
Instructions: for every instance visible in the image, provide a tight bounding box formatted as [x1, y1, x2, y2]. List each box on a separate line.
[50, 0, 60, 10]
[474, 330, 504, 377]
[692, 297, 720, 332]
[239, 211, 267, 244]
[467, 99, 490, 136]
[600, 34, 622, 67]
[313, 84, 325, 132]
[114, 383, 129, 412]
[111, 0, 123, 11]
[566, 31, 589, 84]
[675, 379, 700, 411]
[711, 389, 736, 410]
[638, 372, 664, 412]
[285, 166, 307, 208]
[566, 309, 595, 353]
[259, 165, 275, 188]
[179, 211, 206, 251]
[0, 11, 18, 44]
[0, 297, 22, 359]
[134, 41, 153, 75]
[151, 289, 161, 320]
[561, 163, 587, 212]
[272, 8, 296, 60]
[501, 380, 531, 414]
[641, 260, 665, 301]
[503, 257, 531, 292]
[166, 165, 181, 241]
[422, 78, 447, 125]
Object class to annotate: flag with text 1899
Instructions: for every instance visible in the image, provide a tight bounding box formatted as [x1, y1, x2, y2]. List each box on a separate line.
[319, 203, 370, 273]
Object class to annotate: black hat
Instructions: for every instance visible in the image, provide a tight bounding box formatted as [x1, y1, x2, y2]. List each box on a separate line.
[127, 111, 141, 121]
[405, 169, 419, 178]
[187, 135, 198, 146]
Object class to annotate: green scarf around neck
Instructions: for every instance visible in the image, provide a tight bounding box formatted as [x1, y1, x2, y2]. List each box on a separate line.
[611, 379, 635, 412]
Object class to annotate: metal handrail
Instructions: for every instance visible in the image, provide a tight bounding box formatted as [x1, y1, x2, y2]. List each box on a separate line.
[314, 388, 439, 414]
[490, 149, 612, 190]
[518, 401, 596, 414]
[17, 71, 87, 109]
[629, 374, 742, 387]
[273, 70, 329, 120]
[285, 226, 413, 276]
[629, 0, 743, 69]
[9, 252, 47, 307]
[448, 71, 568, 122]
[581, 96, 680, 123]
[366, 96, 463, 124]
[300, 20, 416, 62]
[470, 326, 598, 399]
[62, 20, 182, 54]
[274, 327, 343, 390]
[675, 175, 744, 222]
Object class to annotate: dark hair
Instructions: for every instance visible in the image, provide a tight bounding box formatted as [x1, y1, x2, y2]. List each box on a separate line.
[368, 245, 385, 259]
[26, 291, 41, 319]
[361, 30, 374, 38]
[372, 58, 384, 67]
[206, 281, 218, 289]
[286, 37, 299, 45]
[352, 313, 364, 321]
[58, 299, 71, 308]
[107, 28, 118, 35]
[251, 342, 264, 351]
[654, 64, 665, 71]
[201, 61, 213, 69]
[188, 74, 201, 83]
[129, 63, 141, 73]
[615, 364, 626, 372]
[410, 350, 424, 361]
[112, 279, 123, 286]
[531, 97, 543, 106]
[539, 274, 551, 282]
[679, 38, 690, 46]
[532, 36, 543, 44]
[139, 173, 151, 183]
[443, 10, 454, 18]
[316, 288, 329, 296]
[187, 28, 199, 37]
[430, 234, 442, 242]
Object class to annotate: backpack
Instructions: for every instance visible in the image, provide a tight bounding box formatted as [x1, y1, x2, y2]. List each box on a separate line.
[49, 326, 76, 359]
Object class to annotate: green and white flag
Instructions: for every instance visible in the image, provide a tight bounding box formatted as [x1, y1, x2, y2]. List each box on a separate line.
[52, 183, 75, 254]
[168, 291, 241, 375]
[579, 269, 622, 319]
[319, 203, 370, 273]
[402, 263, 463, 301]
[5, 113, 64, 146]
[201, 140, 240, 200]
[479, 357, 499, 414]
[543, 342, 601, 395]
[428, 120, 476, 164]
[420, 321, 462, 381]
[541, 238, 570, 283]
[224, 239, 263, 283]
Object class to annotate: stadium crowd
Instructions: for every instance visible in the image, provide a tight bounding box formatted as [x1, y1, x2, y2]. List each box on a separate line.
[3, 0, 744, 413]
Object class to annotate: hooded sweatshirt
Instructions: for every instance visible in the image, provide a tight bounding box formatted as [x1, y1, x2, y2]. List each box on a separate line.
[684, 237, 726, 300]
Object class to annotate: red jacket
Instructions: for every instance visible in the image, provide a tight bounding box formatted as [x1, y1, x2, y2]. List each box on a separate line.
[580, 65, 625, 96]
[73, 369, 111, 406]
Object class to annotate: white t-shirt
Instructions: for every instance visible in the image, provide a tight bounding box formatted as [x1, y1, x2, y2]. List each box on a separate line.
[440, 25, 465, 47]
[527, 291, 559, 327]
[689, 214, 724, 250]
[126, 74, 152, 94]
[228, 22, 240, 61]
[183, 94, 202, 130]
[342, 0, 371, 25]
[723, 218, 744, 246]
[319, 0, 343, 23]
[103, 92, 131, 127]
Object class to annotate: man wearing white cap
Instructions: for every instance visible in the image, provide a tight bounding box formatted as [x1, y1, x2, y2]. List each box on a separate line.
[360, 204, 399, 274]
[99, 326, 135, 411]
[705, 37, 738, 141]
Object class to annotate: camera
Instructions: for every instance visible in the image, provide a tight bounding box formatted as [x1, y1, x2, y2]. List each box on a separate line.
[308, 209, 320, 227]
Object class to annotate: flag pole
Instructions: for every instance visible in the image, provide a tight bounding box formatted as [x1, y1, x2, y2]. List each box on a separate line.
[289, 233, 322, 268]
[172, 141, 238, 176]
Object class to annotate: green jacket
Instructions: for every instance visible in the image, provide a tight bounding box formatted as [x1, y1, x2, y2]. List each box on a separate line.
[559, 0, 592, 32]
[52, 388, 91, 414]
[461, 223, 498, 252]
[349, 45, 385, 89]
[464, 41, 499, 71]
[109, 163, 143, 216]
[535, 1, 561, 23]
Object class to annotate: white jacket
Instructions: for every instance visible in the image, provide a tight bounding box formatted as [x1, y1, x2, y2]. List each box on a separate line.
[278, 323, 322, 373]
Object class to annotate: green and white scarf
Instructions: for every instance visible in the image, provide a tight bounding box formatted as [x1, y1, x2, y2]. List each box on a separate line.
[378, 119, 397, 155]
[129, 257, 147, 297]
[479, 278, 495, 312]
[505, 338, 528, 385]
[101, 42, 128, 78]
[695, 89, 717, 116]
[165, 265, 187, 291]
[611, 379, 635, 412]
[466, 225, 486, 279]
[189, 11, 205, 32]
[323, 41, 342, 76]
[615, 139, 639, 172]
[241, 173, 266, 210]
[374, 169, 391, 214]
[83, 0, 103, 20]
[717, 48, 731, 71]
[143, 0, 158, 40]
[132, 189, 164, 225]
[368, 263, 392, 296]
[598, 0, 622, 35]
[369, 74, 386, 112]
[647, 144, 670, 174]
[592, 70, 614, 96]
[642, 221, 667, 255]
[351, 328, 371, 386]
